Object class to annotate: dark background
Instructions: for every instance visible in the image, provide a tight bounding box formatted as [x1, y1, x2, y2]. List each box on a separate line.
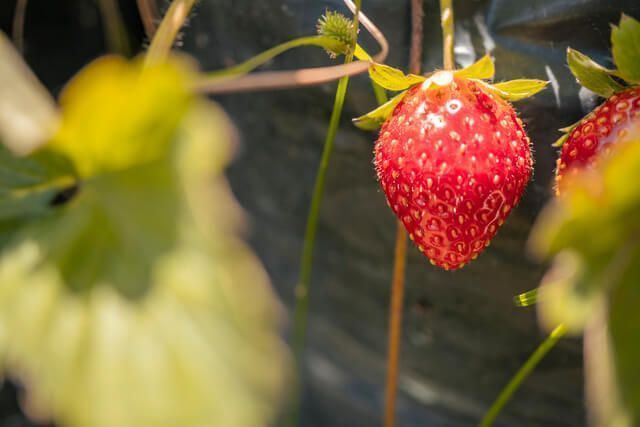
[1, 1, 639, 426]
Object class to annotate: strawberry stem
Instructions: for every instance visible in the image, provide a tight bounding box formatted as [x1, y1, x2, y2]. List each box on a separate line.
[383, 1, 423, 426]
[145, 0, 197, 65]
[384, 223, 409, 427]
[479, 324, 567, 427]
[288, 2, 361, 426]
[439, 0, 454, 70]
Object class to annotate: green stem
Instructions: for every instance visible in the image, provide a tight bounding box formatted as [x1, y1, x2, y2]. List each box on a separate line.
[204, 36, 349, 79]
[479, 324, 567, 427]
[97, 0, 130, 55]
[439, 0, 454, 70]
[145, 0, 197, 64]
[514, 288, 538, 307]
[288, 2, 361, 426]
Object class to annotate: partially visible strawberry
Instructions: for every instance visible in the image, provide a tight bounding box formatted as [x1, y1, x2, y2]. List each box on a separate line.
[374, 71, 533, 270]
[555, 87, 640, 194]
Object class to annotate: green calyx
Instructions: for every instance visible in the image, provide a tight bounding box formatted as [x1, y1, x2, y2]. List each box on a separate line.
[353, 55, 547, 131]
[556, 14, 640, 148]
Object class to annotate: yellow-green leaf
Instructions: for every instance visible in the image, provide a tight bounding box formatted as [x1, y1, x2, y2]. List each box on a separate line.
[352, 90, 407, 130]
[454, 54, 495, 80]
[491, 79, 549, 101]
[51, 56, 194, 177]
[611, 14, 640, 84]
[567, 48, 625, 98]
[553, 132, 570, 148]
[368, 63, 426, 91]
[0, 58, 289, 427]
[354, 44, 371, 61]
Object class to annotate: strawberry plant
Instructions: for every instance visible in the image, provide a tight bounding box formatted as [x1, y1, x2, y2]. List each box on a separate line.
[496, 13, 640, 427]
[2, 1, 640, 427]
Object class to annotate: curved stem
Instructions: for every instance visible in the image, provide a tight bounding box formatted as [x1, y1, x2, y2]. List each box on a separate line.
[479, 324, 567, 427]
[137, 0, 159, 39]
[204, 36, 348, 80]
[12, 0, 28, 54]
[383, 2, 422, 426]
[98, 0, 130, 55]
[145, 0, 197, 65]
[439, 0, 454, 70]
[195, 0, 387, 94]
[287, 3, 362, 426]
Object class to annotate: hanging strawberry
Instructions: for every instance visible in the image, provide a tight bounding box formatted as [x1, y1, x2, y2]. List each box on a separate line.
[354, 56, 547, 270]
[554, 15, 640, 195]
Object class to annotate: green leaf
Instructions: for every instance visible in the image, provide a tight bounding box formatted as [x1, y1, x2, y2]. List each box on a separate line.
[51, 56, 194, 178]
[531, 129, 640, 331]
[0, 145, 75, 223]
[354, 44, 372, 61]
[579, 245, 640, 427]
[352, 90, 407, 130]
[490, 79, 549, 101]
[553, 132, 570, 148]
[368, 63, 426, 91]
[611, 14, 640, 84]
[535, 250, 603, 333]
[513, 288, 538, 307]
[0, 58, 288, 427]
[567, 48, 625, 98]
[600, 258, 640, 427]
[0, 32, 59, 155]
[454, 54, 495, 80]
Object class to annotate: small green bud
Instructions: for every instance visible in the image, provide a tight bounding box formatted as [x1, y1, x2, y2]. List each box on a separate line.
[316, 10, 357, 57]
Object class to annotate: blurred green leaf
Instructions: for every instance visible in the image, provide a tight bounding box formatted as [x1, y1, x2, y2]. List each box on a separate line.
[531, 127, 640, 425]
[0, 57, 288, 427]
[454, 54, 495, 80]
[0, 145, 75, 223]
[52, 56, 193, 177]
[601, 256, 640, 426]
[368, 63, 425, 91]
[611, 14, 640, 84]
[352, 90, 407, 130]
[567, 48, 625, 98]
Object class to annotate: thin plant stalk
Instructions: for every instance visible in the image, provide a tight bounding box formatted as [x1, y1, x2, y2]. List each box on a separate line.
[97, 0, 130, 55]
[205, 36, 350, 79]
[383, 223, 408, 427]
[439, 0, 454, 70]
[137, 0, 159, 39]
[145, 0, 197, 64]
[383, 0, 423, 426]
[195, 0, 388, 94]
[479, 324, 567, 427]
[12, 0, 28, 53]
[288, 2, 361, 426]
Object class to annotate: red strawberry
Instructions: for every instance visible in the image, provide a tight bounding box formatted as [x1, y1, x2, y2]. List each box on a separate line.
[555, 86, 640, 194]
[374, 72, 533, 270]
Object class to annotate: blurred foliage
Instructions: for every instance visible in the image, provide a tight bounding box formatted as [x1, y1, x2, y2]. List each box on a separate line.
[530, 124, 640, 426]
[0, 50, 288, 427]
